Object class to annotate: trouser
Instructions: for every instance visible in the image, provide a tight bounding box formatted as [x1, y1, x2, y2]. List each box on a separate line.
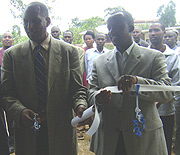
[6, 113, 14, 149]
[115, 132, 127, 155]
[160, 115, 174, 155]
[175, 102, 180, 155]
[36, 122, 49, 155]
[0, 109, 9, 155]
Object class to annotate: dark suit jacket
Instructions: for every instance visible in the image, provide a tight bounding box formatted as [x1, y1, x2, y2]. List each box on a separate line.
[1, 36, 87, 155]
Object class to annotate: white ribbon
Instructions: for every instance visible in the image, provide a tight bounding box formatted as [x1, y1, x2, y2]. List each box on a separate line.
[71, 84, 178, 136]
[105, 84, 179, 93]
[71, 106, 94, 127]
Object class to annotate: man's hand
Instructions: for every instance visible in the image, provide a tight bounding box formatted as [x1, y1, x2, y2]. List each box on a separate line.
[95, 89, 112, 107]
[118, 75, 137, 93]
[75, 105, 87, 117]
[75, 105, 93, 126]
[21, 108, 40, 128]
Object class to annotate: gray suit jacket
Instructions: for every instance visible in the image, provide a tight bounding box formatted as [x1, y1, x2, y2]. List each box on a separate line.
[1, 36, 87, 155]
[88, 44, 173, 155]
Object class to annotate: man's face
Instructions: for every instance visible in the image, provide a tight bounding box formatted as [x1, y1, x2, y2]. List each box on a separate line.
[107, 15, 131, 48]
[132, 28, 141, 43]
[84, 35, 94, 48]
[2, 33, 13, 49]
[95, 34, 106, 49]
[63, 32, 73, 44]
[23, 5, 50, 43]
[149, 23, 164, 46]
[164, 31, 176, 48]
[51, 27, 60, 39]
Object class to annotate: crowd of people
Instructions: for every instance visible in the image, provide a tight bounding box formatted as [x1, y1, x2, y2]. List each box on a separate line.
[1, 1, 180, 155]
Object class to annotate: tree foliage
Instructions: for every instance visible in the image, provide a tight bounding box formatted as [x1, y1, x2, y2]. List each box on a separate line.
[9, 0, 60, 20]
[12, 25, 28, 45]
[157, 0, 176, 27]
[10, 0, 26, 19]
[68, 16, 105, 44]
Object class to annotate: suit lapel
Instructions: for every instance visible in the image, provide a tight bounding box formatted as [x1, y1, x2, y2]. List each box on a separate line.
[48, 38, 62, 95]
[123, 44, 141, 75]
[105, 50, 120, 83]
[20, 41, 37, 94]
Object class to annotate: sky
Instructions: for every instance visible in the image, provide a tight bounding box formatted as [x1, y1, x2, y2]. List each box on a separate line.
[1, 0, 180, 35]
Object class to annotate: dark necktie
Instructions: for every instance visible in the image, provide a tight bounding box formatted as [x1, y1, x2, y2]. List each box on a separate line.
[34, 45, 47, 113]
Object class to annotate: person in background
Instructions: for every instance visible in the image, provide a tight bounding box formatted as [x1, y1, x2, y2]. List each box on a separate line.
[62, 30, 91, 140]
[1, 2, 87, 155]
[62, 30, 74, 44]
[0, 32, 14, 154]
[172, 29, 180, 47]
[164, 29, 180, 54]
[51, 26, 61, 40]
[132, 26, 149, 47]
[88, 11, 173, 155]
[81, 30, 96, 88]
[62, 30, 84, 73]
[85, 32, 109, 82]
[149, 21, 180, 155]
[0, 32, 14, 72]
[82, 30, 95, 51]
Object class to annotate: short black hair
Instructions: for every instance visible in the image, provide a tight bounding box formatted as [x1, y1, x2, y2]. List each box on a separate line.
[83, 29, 95, 40]
[24, 2, 49, 18]
[107, 11, 134, 28]
[95, 32, 106, 38]
[63, 30, 73, 37]
[151, 21, 165, 31]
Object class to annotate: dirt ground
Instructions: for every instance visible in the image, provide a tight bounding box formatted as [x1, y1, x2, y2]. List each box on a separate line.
[78, 134, 95, 155]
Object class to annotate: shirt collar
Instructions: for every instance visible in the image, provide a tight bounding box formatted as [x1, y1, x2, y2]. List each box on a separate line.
[30, 34, 51, 51]
[94, 47, 108, 53]
[114, 42, 135, 55]
[173, 45, 178, 50]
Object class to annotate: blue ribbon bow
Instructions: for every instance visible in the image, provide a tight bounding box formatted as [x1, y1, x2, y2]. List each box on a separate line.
[133, 84, 145, 138]
[33, 113, 41, 135]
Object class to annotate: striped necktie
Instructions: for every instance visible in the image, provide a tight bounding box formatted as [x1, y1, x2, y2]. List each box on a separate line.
[34, 45, 47, 113]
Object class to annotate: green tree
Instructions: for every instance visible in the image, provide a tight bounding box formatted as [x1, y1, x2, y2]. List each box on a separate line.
[68, 16, 105, 44]
[10, 0, 26, 19]
[157, 0, 176, 27]
[9, 0, 59, 20]
[104, 6, 125, 18]
[11, 25, 28, 45]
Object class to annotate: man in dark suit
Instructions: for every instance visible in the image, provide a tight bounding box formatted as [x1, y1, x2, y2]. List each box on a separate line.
[133, 26, 149, 47]
[88, 11, 173, 155]
[1, 2, 87, 155]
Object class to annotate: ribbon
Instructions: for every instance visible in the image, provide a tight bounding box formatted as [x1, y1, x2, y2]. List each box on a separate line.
[71, 84, 177, 136]
[71, 105, 100, 136]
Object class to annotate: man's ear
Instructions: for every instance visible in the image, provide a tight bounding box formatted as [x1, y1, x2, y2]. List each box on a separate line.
[46, 17, 51, 27]
[129, 25, 134, 33]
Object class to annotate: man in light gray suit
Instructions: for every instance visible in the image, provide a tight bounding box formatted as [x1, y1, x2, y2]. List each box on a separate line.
[88, 11, 173, 155]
